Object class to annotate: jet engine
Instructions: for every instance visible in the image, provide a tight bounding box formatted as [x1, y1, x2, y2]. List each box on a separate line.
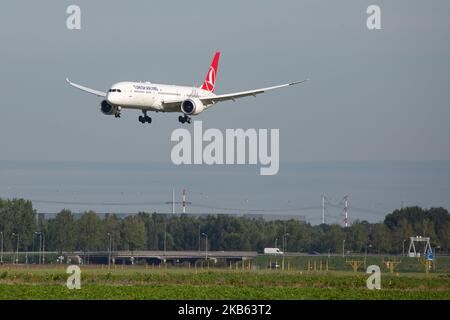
[100, 100, 118, 115]
[181, 98, 205, 115]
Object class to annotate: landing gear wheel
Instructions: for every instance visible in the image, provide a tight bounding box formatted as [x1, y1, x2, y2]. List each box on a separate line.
[139, 111, 152, 124]
[178, 115, 191, 124]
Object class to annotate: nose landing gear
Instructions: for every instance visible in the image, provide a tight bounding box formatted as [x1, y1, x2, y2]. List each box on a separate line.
[178, 115, 191, 124]
[114, 107, 122, 118]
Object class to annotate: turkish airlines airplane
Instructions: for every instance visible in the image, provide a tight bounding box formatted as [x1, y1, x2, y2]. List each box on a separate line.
[66, 52, 308, 124]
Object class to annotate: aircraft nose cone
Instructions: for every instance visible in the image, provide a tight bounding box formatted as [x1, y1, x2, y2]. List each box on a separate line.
[107, 93, 116, 104]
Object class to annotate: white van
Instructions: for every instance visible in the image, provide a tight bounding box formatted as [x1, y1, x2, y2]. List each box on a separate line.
[264, 248, 284, 255]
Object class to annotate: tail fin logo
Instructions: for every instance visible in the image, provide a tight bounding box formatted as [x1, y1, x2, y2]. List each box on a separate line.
[204, 67, 216, 92]
[201, 52, 220, 93]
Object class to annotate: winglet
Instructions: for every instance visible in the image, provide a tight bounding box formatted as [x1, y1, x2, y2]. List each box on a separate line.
[65, 78, 107, 97]
[289, 79, 309, 86]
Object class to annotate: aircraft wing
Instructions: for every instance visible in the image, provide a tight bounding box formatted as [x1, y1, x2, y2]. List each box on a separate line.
[161, 79, 309, 109]
[66, 78, 107, 97]
[199, 79, 309, 105]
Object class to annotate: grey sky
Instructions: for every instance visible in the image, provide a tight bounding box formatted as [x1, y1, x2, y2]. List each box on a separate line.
[0, 0, 449, 162]
[0, 1, 449, 223]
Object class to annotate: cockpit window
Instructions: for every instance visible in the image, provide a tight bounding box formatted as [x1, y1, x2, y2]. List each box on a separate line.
[108, 89, 122, 92]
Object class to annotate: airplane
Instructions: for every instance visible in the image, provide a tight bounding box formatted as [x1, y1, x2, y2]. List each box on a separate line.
[66, 52, 308, 124]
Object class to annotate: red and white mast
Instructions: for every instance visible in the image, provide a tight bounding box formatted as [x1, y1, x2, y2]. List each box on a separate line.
[344, 195, 349, 227]
[182, 189, 186, 214]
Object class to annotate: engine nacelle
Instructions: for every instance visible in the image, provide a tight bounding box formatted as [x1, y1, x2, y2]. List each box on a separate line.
[100, 100, 118, 115]
[181, 98, 205, 115]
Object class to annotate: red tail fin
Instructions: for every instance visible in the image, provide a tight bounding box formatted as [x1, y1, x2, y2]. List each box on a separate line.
[201, 52, 220, 92]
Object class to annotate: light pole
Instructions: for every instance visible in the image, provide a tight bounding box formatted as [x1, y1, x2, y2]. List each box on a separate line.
[198, 225, 201, 253]
[364, 244, 372, 269]
[201, 233, 208, 261]
[12, 233, 19, 264]
[275, 238, 278, 249]
[42, 234, 45, 264]
[0, 231, 3, 264]
[282, 233, 289, 271]
[107, 233, 112, 268]
[402, 239, 406, 257]
[435, 246, 440, 271]
[164, 222, 167, 263]
[34, 232, 42, 264]
[283, 233, 289, 253]
[342, 239, 346, 258]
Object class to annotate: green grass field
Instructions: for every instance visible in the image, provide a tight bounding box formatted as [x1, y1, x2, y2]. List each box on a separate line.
[0, 265, 449, 300]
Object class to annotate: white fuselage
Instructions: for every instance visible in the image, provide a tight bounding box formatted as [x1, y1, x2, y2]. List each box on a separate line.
[106, 82, 215, 113]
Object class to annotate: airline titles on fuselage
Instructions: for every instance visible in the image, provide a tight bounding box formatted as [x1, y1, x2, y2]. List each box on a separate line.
[133, 84, 159, 91]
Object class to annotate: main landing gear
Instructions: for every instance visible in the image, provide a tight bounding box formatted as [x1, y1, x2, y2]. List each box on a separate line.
[138, 111, 152, 124]
[178, 115, 191, 124]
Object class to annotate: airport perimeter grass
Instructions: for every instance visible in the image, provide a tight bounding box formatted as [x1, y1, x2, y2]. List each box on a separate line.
[0, 266, 449, 300]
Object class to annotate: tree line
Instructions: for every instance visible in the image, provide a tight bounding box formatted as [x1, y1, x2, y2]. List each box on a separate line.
[0, 198, 449, 254]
